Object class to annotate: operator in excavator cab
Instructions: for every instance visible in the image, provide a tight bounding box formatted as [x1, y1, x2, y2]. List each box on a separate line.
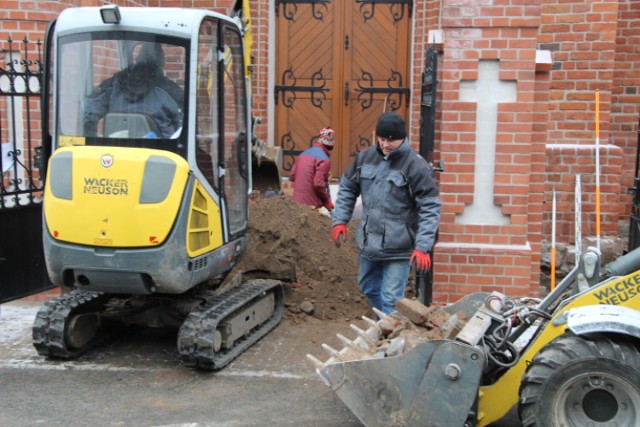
[83, 42, 183, 139]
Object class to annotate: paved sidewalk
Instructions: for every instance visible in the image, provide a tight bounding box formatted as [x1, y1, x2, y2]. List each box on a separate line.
[0, 297, 519, 427]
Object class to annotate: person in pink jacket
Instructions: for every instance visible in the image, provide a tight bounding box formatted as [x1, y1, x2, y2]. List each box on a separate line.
[289, 128, 335, 210]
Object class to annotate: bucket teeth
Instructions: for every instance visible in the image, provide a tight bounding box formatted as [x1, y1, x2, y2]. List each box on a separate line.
[307, 315, 393, 368]
[337, 332, 370, 351]
[351, 322, 381, 344]
[362, 315, 378, 328]
[305, 353, 325, 369]
[337, 333, 356, 348]
[348, 325, 373, 350]
[372, 307, 386, 319]
[350, 323, 365, 334]
[322, 343, 340, 357]
[349, 324, 368, 339]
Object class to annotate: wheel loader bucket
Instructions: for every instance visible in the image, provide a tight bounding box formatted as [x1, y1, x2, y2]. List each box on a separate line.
[315, 340, 484, 427]
[307, 293, 490, 427]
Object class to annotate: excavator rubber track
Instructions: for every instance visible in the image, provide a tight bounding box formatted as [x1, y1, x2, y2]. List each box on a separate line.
[32, 289, 114, 359]
[177, 278, 284, 370]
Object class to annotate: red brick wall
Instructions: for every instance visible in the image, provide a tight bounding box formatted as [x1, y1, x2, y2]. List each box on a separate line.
[421, 0, 636, 301]
[408, 2, 430, 148]
[427, 0, 544, 302]
[529, 71, 551, 287]
[538, 0, 640, 247]
[435, 245, 536, 299]
[612, 0, 640, 213]
[244, 0, 269, 145]
[539, 1, 617, 147]
[0, 2, 64, 44]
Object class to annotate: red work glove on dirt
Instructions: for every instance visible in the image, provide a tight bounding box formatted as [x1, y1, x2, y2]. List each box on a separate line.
[332, 224, 348, 246]
[324, 200, 334, 210]
[410, 250, 431, 272]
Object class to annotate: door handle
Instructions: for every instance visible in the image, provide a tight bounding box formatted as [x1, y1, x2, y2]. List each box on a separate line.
[344, 82, 350, 106]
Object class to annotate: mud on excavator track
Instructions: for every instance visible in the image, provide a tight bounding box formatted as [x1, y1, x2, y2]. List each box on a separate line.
[33, 278, 285, 371]
[178, 279, 284, 370]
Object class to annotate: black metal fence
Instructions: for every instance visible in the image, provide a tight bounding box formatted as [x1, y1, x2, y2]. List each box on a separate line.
[0, 37, 53, 303]
[1, 37, 45, 209]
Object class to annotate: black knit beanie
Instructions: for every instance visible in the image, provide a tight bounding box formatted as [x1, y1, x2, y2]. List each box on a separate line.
[375, 112, 406, 140]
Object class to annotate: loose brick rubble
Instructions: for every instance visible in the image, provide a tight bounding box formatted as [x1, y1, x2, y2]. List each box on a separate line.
[350, 298, 469, 360]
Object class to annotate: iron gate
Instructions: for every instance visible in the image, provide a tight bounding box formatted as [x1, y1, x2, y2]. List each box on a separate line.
[0, 36, 53, 304]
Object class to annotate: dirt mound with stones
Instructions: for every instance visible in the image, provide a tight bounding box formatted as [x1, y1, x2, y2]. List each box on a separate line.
[236, 195, 369, 323]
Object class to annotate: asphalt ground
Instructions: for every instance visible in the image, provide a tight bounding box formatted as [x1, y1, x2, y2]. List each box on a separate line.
[0, 299, 519, 427]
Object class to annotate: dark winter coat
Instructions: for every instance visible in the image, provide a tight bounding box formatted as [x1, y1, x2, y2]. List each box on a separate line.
[83, 62, 182, 138]
[333, 139, 441, 260]
[289, 143, 332, 209]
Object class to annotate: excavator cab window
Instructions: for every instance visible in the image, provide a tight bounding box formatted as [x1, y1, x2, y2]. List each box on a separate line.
[220, 25, 249, 237]
[55, 33, 189, 156]
[196, 19, 220, 191]
[194, 19, 250, 238]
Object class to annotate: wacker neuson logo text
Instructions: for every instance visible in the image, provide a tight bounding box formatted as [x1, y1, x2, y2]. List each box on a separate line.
[83, 177, 129, 195]
[593, 273, 640, 305]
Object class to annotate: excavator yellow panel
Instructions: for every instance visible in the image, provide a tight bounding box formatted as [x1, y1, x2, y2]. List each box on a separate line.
[44, 146, 189, 247]
[186, 180, 223, 257]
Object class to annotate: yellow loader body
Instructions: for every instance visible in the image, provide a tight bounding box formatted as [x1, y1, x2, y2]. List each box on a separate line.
[478, 268, 640, 426]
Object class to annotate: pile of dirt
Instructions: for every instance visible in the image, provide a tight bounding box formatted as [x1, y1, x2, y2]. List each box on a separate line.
[236, 195, 369, 323]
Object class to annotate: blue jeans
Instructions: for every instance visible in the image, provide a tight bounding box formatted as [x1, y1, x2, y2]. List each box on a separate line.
[358, 256, 411, 315]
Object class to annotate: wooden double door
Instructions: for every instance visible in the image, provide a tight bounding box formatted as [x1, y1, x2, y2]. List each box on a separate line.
[275, 0, 412, 177]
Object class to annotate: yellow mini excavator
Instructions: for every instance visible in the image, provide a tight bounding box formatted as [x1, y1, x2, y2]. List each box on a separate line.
[33, 5, 284, 370]
[309, 247, 640, 426]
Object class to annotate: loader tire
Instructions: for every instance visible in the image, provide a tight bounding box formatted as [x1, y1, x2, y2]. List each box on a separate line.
[518, 333, 640, 427]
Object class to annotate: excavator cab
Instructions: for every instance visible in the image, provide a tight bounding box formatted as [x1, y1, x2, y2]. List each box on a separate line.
[45, 7, 251, 291]
[34, 6, 284, 370]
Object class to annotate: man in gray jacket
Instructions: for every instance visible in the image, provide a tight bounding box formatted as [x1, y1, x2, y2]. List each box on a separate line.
[332, 112, 441, 315]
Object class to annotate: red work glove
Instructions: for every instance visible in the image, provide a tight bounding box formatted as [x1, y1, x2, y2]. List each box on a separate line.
[410, 250, 431, 272]
[332, 224, 348, 247]
[324, 200, 334, 210]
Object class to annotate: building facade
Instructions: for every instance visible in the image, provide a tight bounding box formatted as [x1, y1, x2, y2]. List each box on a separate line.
[1, 0, 638, 302]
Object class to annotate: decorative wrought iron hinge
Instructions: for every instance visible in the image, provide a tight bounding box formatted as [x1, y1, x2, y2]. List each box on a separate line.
[274, 67, 329, 109]
[351, 135, 373, 158]
[275, 0, 331, 21]
[280, 132, 305, 171]
[355, 0, 412, 23]
[353, 69, 410, 111]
